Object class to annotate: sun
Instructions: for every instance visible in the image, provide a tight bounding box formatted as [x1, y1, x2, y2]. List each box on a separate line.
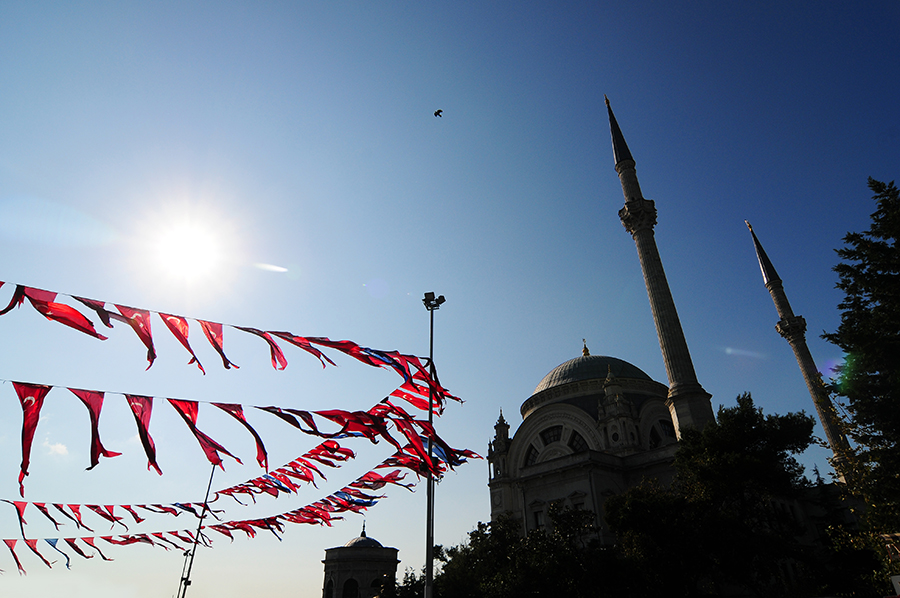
[153, 220, 223, 282]
[123, 189, 248, 300]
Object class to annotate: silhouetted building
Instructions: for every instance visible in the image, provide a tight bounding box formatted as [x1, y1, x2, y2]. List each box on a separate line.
[322, 525, 398, 598]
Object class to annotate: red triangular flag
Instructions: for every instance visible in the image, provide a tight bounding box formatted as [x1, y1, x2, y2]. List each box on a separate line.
[125, 395, 162, 475]
[4, 539, 26, 574]
[168, 399, 242, 469]
[199, 320, 238, 369]
[159, 313, 205, 373]
[235, 326, 287, 370]
[23, 287, 107, 340]
[81, 536, 112, 561]
[70, 388, 121, 470]
[24, 538, 52, 568]
[13, 382, 52, 496]
[116, 305, 156, 369]
[63, 538, 94, 560]
[213, 403, 268, 469]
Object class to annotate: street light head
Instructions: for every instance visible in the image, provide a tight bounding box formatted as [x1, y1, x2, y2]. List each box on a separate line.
[423, 292, 445, 311]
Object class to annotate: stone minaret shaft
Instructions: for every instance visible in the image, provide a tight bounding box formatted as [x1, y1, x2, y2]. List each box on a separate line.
[746, 222, 850, 478]
[606, 98, 714, 435]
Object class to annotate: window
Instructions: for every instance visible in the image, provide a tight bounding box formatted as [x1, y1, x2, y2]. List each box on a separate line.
[524, 445, 539, 467]
[540, 425, 562, 445]
[568, 430, 588, 453]
[660, 419, 676, 438]
[342, 579, 359, 598]
[649, 426, 662, 449]
[534, 510, 544, 528]
[325, 580, 334, 598]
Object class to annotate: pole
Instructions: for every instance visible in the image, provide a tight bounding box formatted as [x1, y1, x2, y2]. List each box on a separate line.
[176, 462, 216, 598]
[422, 292, 444, 598]
[425, 307, 435, 598]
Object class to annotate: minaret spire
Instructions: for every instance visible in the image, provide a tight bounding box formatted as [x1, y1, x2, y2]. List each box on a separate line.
[606, 97, 714, 436]
[746, 221, 850, 480]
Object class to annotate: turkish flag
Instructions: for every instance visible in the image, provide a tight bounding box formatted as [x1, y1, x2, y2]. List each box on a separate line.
[13, 382, 52, 496]
[24, 538, 52, 568]
[125, 395, 162, 475]
[116, 305, 156, 369]
[213, 403, 268, 469]
[159, 313, 205, 373]
[269, 331, 335, 367]
[63, 538, 94, 560]
[235, 326, 287, 370]
[168, 399, 242, 469]
[70, 388, 121, 470]
[22, 287, 107, 340]
[199, 320, 238, 369]
[73, 296, 127, 328]
[4, 539, 26, 574]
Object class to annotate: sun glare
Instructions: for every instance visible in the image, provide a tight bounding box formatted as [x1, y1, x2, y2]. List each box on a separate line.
[153, 221, 224, 282]
[125, 192, 248, 299]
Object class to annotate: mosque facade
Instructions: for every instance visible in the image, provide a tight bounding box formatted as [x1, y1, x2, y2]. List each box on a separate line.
[487, 99, 715, 537]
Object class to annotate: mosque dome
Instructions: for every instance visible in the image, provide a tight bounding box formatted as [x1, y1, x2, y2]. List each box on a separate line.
[520, 353, 664, 420]
[533, 354, 652, 395]
[343, 527, 383, 548]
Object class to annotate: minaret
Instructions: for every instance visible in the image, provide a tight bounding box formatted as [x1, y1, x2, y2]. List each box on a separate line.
[605, 97, 714, 436]
[746, 221, 850, 480]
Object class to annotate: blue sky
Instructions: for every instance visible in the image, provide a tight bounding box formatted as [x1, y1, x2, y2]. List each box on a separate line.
[1, 2, 898, 596]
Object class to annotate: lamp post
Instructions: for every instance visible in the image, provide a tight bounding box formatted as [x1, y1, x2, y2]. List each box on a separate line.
[422, 292, 445, 598]
[175, 462, 216, 598]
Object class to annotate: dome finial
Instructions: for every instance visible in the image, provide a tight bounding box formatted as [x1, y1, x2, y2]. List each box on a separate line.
[582, 339, 590, 357]
[361, 521, 366, 538]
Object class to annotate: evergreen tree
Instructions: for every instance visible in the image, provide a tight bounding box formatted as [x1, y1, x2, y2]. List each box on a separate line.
[823, 178, 900, 531]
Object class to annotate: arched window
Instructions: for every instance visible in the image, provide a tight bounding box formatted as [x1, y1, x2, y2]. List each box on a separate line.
[540, 425, 562, 445]
[342, 578, 359, 598]
[568, 430, 588, 453]
[372, 575, 388, 595]
[524, 444, 539, 467]
[649, 426, 662, 449]
[660, 418, 676, 439]
[324, 579, 334, 598]
[649, 419, 677, 449]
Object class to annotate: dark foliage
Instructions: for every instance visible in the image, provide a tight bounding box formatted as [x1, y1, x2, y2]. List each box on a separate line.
[606, 394, 816, 596]
[823, 178, 900, 533]
[395, 506, 632, 598]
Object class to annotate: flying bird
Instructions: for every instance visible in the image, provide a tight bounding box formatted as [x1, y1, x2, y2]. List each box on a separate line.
[434, 109, 443, 117]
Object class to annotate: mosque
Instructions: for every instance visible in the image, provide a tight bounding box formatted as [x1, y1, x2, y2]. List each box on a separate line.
[486, 98, 713, 537]
[318, 99, 852, 594]
[486, 98, 848, 539]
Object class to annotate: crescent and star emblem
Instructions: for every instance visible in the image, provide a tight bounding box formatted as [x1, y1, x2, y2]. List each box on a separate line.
[23, 396, 36, 407]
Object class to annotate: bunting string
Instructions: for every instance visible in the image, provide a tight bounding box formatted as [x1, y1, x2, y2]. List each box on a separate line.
[1, 376, 465, 495]
[0, 453, 454, 575]
[0, 281, 462, 413]
[0, 278, 478, 576]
